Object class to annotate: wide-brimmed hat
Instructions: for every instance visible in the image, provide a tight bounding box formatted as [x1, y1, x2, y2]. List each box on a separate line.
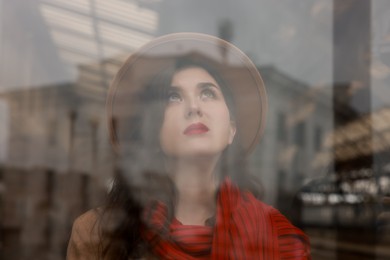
[107, 32, 267, 155]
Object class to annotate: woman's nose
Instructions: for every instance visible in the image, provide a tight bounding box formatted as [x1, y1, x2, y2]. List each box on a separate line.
[185, 98, 203, 118]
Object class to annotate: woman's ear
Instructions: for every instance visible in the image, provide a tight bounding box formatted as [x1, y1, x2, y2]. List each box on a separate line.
[228, 120, 237, 144]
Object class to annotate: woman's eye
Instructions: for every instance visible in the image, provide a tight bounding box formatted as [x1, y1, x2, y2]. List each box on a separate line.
[167, 92, 181, 102]
[201, 88, 216, 99]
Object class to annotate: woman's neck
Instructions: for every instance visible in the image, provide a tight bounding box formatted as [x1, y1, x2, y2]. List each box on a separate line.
[167, 157, 220, 226]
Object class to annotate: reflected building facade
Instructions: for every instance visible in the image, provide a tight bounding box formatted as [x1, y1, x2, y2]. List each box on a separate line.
[0, 55, 332, 258]
[4, 53, 389, 258]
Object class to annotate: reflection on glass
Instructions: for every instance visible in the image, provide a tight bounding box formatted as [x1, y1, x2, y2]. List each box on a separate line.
[0, 0, 389, 259]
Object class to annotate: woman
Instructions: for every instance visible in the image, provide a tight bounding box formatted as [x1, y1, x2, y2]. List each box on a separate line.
[67, 33, 311, 259]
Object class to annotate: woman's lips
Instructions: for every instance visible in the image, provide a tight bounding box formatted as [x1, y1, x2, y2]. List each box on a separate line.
[183, 123, 209, 135]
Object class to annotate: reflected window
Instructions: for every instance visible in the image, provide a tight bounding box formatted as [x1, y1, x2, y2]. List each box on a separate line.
[276, 112, 287, 144]
[314, 125, 323, 152]
[48, 120, 58, 146]
[294, 121, 306, 148]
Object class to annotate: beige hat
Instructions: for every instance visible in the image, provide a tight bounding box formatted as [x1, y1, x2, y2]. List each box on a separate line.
[107, 32, 267, 155]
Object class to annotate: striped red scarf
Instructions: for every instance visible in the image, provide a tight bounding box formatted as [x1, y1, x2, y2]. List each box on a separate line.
[142, 178, 310, 259]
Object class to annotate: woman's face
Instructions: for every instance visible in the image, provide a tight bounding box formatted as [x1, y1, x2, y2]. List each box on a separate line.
[159, 66, 236, 159]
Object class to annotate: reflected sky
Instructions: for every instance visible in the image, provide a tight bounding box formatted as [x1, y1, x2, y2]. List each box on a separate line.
[1, 0, 389, 105]
[0, 0, 333, 91]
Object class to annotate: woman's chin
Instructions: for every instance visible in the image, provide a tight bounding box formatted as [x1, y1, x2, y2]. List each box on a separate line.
[165, 147, 225, 161]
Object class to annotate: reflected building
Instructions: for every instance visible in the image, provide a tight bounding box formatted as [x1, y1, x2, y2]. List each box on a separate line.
[1, 49, 389, 259]
[0, 59, 120, 259]
[297, 105, 390, 227]
[251, 67, 333, 210]
[0, 51, 334, 258]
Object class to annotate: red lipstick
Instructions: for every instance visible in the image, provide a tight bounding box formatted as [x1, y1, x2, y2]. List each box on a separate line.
[183, 123, 209, 135]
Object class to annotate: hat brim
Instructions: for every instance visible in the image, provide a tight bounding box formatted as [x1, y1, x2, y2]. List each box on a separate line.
[107, 32, 267, 155]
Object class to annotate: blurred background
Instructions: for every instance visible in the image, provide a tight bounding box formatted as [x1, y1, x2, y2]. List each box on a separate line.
[0, 0, 389, 259]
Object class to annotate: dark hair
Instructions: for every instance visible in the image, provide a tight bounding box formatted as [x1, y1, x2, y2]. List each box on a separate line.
[98, 56, 263, 259]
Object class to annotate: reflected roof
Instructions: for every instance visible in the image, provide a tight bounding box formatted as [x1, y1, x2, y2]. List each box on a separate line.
[39, 0, 158, 65]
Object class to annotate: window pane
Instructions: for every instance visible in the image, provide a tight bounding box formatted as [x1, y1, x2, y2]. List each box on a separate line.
[1, 1, 389, 259]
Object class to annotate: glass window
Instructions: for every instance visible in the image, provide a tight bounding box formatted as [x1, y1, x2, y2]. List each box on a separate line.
[1, 1, 390, 259]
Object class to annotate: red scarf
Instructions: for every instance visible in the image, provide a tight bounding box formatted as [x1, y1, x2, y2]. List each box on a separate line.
[142, 179, 310, 259]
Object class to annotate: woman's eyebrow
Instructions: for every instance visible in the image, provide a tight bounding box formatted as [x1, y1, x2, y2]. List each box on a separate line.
[197, 82, 220, 89]
[168, 86, 182, 92]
